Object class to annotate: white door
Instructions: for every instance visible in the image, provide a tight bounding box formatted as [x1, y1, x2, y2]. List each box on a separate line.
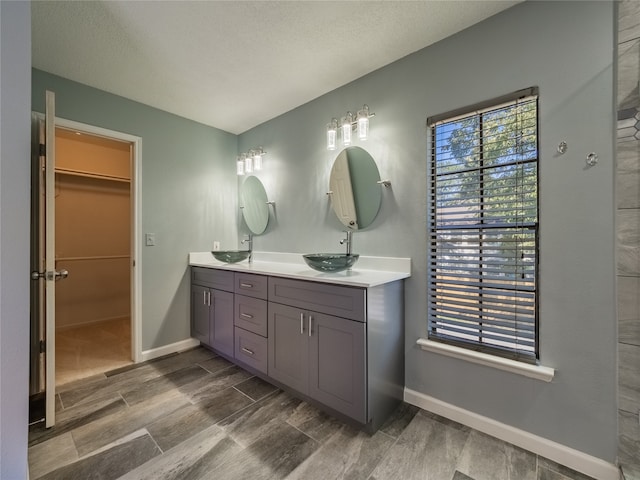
[36, 91, 69, 427]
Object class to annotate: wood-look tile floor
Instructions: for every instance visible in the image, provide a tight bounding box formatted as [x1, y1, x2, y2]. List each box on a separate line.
[55, 317, 132, 386]
[28, 347, 597, 480]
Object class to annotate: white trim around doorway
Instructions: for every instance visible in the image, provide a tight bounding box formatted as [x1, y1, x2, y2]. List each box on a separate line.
[54, 117, 143, 364]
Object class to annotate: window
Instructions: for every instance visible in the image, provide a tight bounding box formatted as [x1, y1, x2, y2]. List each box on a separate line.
[426, 88, 539, 363]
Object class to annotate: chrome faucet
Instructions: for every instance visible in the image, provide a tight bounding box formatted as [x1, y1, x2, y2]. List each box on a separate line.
[241, 234, 253, 263]
[340, 230, 352, 255]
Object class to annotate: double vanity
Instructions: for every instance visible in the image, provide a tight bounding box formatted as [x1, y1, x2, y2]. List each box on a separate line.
[189, 251, 410, 432]
[190, 144, 409, 431]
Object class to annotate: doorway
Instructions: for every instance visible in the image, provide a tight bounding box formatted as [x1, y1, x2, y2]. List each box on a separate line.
[29, 117, 142, 398]
[54, 127, 133, 385]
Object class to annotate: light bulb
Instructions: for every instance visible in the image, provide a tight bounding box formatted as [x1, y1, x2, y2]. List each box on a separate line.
[245, 154, 253, 173]
[341, 113, 352, 146]
[326, 119, 337, 150]
[236, 156, 245, 175]
[253, 150, 263, 171]
[357, 105, 369, 140]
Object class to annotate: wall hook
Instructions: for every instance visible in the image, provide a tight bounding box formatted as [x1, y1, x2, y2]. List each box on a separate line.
[377, 180, 392, 187]
[586, 152, 598, 167]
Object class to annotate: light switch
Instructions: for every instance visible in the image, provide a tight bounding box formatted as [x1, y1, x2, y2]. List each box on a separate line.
[145, 233, 156, 246]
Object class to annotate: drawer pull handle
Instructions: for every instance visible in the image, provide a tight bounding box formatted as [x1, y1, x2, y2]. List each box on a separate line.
[300, 312, 304, 335]
[241, 347, 255, 356]
[240, 283, 253, 288]
[240, 313, 254, 319]
[308, 315, 313, 337]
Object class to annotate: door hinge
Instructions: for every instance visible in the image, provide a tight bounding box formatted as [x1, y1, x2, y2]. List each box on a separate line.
[39, 340, 46, 353]
[39, 143, 46, 157]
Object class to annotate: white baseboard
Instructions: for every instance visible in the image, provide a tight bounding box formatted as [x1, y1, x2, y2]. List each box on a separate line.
[404, 388, 620, 480]
[140, 338, 201, 362]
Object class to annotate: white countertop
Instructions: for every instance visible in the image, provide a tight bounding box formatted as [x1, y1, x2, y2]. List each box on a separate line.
[188, 251, 411, 288]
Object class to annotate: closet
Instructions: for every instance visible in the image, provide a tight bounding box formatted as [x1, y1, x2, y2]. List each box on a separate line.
[54, 128, 132, 385]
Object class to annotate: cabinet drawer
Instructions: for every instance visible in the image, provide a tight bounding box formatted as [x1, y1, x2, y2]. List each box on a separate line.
[234, 327, 268, 375]
[268, 277, 365, 322]
[191, 267, 234, 292]
[234, 272, 268, 299]
[234, 295, 267, 337]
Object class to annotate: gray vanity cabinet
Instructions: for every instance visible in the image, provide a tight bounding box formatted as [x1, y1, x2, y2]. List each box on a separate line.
[268, 278, 367, 423]
[191, 265, 404, 433]
[191, 267, 234, 357]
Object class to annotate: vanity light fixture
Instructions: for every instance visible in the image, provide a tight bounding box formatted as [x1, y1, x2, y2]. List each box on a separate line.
[326, 105, 375, 150]
[236, 147, 267, 176]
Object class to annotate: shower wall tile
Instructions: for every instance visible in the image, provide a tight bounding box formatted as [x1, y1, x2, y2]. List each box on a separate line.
[619, 276, 640, 346]
[620, 0, 640, 45]
[619, 342, 640, 413]
[617, 137, 640, 209]
[618, 39, 640, 110]
[618, 210, 640, 276]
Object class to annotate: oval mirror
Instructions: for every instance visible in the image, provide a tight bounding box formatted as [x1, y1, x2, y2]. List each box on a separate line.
[240, 176, 269, 235]
[329, 146, 382, 230]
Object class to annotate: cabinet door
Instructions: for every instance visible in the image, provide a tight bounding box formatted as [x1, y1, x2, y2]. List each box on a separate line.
[268, 302, 308, 393]
[309, 312, 366, 423]
[191, 284, 210, 346]
[210, 289, 234, 358]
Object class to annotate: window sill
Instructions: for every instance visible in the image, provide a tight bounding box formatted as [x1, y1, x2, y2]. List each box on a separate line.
[416, 338, 555, 382]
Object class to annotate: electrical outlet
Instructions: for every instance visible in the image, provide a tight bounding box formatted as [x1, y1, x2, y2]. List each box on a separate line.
[145, 233, 156, 246]
[213, 241, 221, 251]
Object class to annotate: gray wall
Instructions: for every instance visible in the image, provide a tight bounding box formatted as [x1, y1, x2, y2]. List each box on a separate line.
[616, 0, 640, 476]
[0, 1, 31, 477]
[32, 70, 239, 351]
[239, 1, 617, 462]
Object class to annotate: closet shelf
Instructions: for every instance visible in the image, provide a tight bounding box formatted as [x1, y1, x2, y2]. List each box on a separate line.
[55, 168, 130, 183]
[56, 255, 130, 262]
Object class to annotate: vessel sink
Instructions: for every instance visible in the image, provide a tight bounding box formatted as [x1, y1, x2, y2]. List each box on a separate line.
[303, 253, 359, 273]
[211, 250, 250, 263]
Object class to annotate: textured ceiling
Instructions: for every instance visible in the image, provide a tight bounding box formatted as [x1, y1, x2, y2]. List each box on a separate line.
[31, 1, 520, 134]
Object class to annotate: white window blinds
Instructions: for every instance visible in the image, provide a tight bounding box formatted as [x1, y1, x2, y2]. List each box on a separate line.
[427, 89, 539, 362]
